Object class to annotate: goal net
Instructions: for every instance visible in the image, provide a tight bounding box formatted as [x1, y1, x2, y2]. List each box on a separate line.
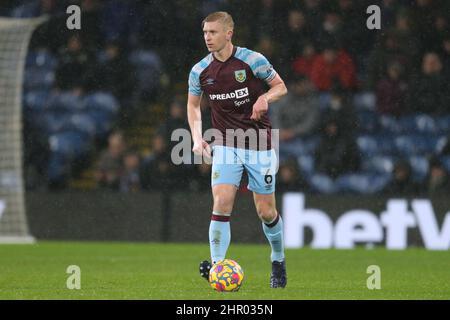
[0, 17, 46, 243]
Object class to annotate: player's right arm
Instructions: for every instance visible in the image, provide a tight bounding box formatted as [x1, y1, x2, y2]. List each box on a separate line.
[187, 65, 211, 158]
[187, 93, 208, 156]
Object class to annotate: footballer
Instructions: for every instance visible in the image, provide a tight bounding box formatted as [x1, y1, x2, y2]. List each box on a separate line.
[187, 11, 288, 288]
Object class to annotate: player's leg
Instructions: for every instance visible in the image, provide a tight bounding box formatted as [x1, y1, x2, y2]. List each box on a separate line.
[245, 148, 287, 288]
[210, 183, 238, 264]
[253, 192, 284, 261]
[253, 191, 287, 288]
[200, 146, 243, 281]
[244, 149, 284, 261]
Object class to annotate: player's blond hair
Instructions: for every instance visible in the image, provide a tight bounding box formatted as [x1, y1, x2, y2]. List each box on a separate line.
[202, 11, 234, 30]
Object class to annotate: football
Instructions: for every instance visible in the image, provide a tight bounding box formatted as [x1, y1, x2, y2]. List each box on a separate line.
[209, 259, 244, 292]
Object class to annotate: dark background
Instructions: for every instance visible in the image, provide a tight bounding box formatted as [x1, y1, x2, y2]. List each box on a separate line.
[26, 191, 448, 246]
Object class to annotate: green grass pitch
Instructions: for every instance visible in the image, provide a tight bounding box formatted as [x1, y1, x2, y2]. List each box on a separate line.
[0, 241, 449, 299]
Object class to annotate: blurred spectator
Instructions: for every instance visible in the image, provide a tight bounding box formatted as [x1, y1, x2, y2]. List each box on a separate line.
[380, 0, 400, 30]
[252, 0, 280, 40]
[315, 88, 360, 178]
[24, 46, 58, 92]
[302, 0, 324, 35]
[424, 157, 450, 194]
[376, 62, 409, 116]
[276, 157, 308, 193]
[55, 33, 95, 90]
[291, 42, 317, 79]
[129, 47, 164, 104]
[441, 37, 450, 80]
[95, 131, 126, 190]
[155, 99, 192, 187]
[120, 151, 141, 193]
[157, 99, 189, 146]
[310, 43, 357, 91]
[137, 1, 175, 48]
[24, 3, 68, 52]
[281, 9, 313, 64]
[423, 13, 449, 53]
[79, 0, 103, 51]
[409, 52, 450, 114]
[88, 41, 135, 103]
[440, 134, 450, 156]
[271, 75, 320, 141]
[411, 0, 439, 45]
[10, 0, 58, 18]
[383, 160, 420, 194]
[100, 0, 140, 46]
[140, 135, 174, 191]
[338, 0, 373, 61]
[316, 10, 344, 50]
[314, 117, 360, 178]
[323, 85, 358, 133]
[366, 32, 414, 89]
[389, 11, 420, 68]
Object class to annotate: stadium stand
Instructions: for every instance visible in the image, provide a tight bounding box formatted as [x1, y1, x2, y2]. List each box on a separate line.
[3, 0, 449, 194]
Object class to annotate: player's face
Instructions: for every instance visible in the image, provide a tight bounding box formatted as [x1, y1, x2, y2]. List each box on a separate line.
[203, 21, 231, 52]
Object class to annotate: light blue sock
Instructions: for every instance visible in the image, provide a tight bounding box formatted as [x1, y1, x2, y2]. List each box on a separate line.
[209, 212, 231, 264]
[262, 214, 285, 262]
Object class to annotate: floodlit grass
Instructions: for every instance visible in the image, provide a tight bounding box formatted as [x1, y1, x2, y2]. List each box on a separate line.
[0, 241, 449, 299]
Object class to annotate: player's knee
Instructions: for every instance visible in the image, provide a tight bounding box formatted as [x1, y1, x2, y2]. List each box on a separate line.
[256, 202, 277, 223]
[213, 194, 233, 213]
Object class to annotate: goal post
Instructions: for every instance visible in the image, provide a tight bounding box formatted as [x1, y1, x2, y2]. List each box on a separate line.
[0, 17, 47, 244]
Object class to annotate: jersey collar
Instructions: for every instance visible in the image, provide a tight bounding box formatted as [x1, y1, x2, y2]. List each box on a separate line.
[213, 45, 237, 63]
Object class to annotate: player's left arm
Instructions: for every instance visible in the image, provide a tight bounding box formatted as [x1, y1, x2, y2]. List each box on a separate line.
[251, 74, 287, 121]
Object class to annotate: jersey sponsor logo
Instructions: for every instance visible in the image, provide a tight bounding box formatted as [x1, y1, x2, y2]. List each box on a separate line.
[234, 98, 250, 107]
[234, 69, 246, 83]
[209, 87, 249, 101]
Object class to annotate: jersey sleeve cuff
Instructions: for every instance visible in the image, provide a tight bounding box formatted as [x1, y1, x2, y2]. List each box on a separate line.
[188, 89, 202, 96]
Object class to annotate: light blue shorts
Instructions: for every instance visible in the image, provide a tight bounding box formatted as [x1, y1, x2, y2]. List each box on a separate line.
[211, 145, 278, 194]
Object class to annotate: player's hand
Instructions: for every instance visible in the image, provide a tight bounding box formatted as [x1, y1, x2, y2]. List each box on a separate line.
[192, 139, 212, 159]
[251, 95, 268, 121]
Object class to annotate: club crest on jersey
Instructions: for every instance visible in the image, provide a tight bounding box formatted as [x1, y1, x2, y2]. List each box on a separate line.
[234, 69, 246, 83]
